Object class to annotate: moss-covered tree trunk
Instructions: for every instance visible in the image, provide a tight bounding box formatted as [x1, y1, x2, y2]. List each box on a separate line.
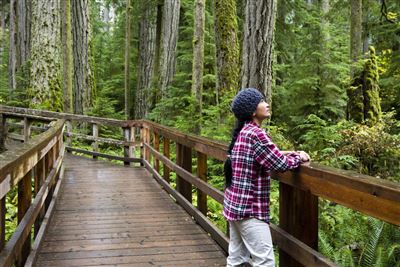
[29, 0, 62, 111]
[125, 0, 132, 119]
[135, 0, 157, 119]
[9, 0, 31, 94]
[214, 0, 239, 98]
[158, 0, 180, 99]
[191, 0, 205, 134]
[61, 0, 73, 113]
[241, 1, 276, 102]
[72, 0, 95, 115]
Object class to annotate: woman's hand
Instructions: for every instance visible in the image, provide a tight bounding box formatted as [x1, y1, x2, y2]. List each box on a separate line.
[297, 151, 310, 162]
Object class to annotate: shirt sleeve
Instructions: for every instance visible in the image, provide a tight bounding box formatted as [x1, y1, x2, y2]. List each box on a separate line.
[253, 131, 301, 172]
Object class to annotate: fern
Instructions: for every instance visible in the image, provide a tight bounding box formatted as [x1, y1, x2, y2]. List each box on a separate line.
[358, 218, 384, 267]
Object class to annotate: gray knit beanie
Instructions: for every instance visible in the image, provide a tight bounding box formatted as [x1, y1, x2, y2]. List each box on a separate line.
[231, 88, 264, 120]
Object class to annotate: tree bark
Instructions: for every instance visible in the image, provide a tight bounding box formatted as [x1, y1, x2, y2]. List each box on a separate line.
[125, 0, 132, 119]
[350, 0, 362, 70]
[61, 0, 73, 113]
[8, 0, 17, 91]
[0, 0, 5, 72]
[8, 0, 31, 93]
[191, 0, 205, 134]
[241, 1, 276, 103]
[29, 0, 62, 111]
[347, 0, 363, 121]
[215, 0, 239, 98]
[135, 0, 157, 119]
[158, 0, 180, 99]
[72, 0, 95, 114]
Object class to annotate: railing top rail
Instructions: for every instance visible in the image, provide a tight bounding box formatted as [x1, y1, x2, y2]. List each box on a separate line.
[0, 119, 64, 185]
[0, 105, 127, 127]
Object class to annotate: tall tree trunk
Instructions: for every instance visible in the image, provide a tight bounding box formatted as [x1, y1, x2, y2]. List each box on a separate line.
[347, 0, 363, 122]
[9, 0, 31, 94]
[8, 0, 17, 92]
[350, 0, 362, 71]
[61, 0, 73, 113]
[158, 0, 180, 99]
[29, 0, 62, 111]
[191, 0, 205, 134]
[125, 0, 131, 119]
[135, 0, 157, 119]
[72, 0, 95, 115]
[215, 0, 239, 98]
[241, 1, 276, 103]
[0, 0, 6, 68]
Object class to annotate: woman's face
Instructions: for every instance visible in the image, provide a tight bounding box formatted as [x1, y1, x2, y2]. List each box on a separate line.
[253, 100, 271, 121]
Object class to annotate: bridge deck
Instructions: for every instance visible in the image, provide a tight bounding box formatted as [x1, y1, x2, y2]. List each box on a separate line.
[34, 154, 226, 267]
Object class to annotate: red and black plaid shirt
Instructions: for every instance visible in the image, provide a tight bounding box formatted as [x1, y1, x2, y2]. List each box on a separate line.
[223, 121, 301, 223]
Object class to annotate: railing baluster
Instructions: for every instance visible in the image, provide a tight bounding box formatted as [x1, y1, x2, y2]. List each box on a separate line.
[66, 120, 72, 150]
[176, 143, 192, 202]
[123, 127, 130, 166]
[197, 152, 207, 215]
[17, 170, 32, 267]
[92, 123, 99, 159]
[0, 196, 5, 251]
[279, 183, 318, 267]
[163, 137, 170, 183]
[154, 132, 160, 172]
[34, 157, 46, 237]
[23, 117, 32, 142]
[0, 114, 7, 152]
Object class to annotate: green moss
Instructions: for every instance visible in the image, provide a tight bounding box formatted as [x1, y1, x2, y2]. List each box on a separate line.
[347, 46, 381, 124]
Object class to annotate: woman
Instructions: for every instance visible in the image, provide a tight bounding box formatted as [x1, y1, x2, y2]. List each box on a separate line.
[223, 88, 310, 267]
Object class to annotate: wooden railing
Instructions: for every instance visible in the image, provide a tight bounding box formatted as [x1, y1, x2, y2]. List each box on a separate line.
[1, 105, 399, 267]
[0, 112, 64, 267]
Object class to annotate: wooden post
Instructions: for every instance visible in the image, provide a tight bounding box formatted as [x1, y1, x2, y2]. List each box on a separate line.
[66, 120, 72, 151]
[17, 171, 32, 267]
[176, 143, 192, 202]
[197, 152, 207, 215]
[163, 138, 170, 183]
[279, 182, 318, 267]
[23, 117, 32, 142]
[0, 196, 5, 251]
[154, 132, 160, 172]
[123, 127, 130, 166]
[0, 114, 7, 152]
[146, 128, 151, 164]
[140, 127, 144, 164]
[34, 157, 46, 237]
[92, 123, 99, 159]
[130, 126, 135, 163]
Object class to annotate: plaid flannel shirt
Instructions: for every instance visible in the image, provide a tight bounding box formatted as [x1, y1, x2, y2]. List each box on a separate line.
[223, 121, 301, 223]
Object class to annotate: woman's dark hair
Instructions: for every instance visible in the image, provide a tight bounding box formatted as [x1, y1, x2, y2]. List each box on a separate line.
[224, 119, 247, 188]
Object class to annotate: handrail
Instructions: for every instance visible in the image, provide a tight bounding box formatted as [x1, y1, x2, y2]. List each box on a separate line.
[1, 105, 399, 267]
[0, 117, 65, 267]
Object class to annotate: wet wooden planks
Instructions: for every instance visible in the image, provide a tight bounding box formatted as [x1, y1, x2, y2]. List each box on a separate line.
[34, 154, 226, 267]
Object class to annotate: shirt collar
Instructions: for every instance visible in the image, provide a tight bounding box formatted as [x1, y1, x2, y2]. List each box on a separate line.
[246, 121, 261, 128]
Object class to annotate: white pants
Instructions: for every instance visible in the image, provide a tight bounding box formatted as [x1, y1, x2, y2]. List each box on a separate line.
[226, 218, 275, 267]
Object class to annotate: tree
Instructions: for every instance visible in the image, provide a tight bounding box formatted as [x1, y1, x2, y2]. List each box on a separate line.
[191, 0, 205, 134]
[214, 0, 239, 99]
[158, 0, 180, 99]
[8, 0, 30, 95]
[61, 0, 73, 112]
[135, 0, 157, 119]
[29, 0, 62, 111]
[125, 0, 132, 119]
[241, 1, 276, 102]
[72, 0, 95, 114]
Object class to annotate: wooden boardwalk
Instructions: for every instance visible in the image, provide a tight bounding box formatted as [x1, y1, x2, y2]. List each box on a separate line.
[34, 154, 226, 267]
